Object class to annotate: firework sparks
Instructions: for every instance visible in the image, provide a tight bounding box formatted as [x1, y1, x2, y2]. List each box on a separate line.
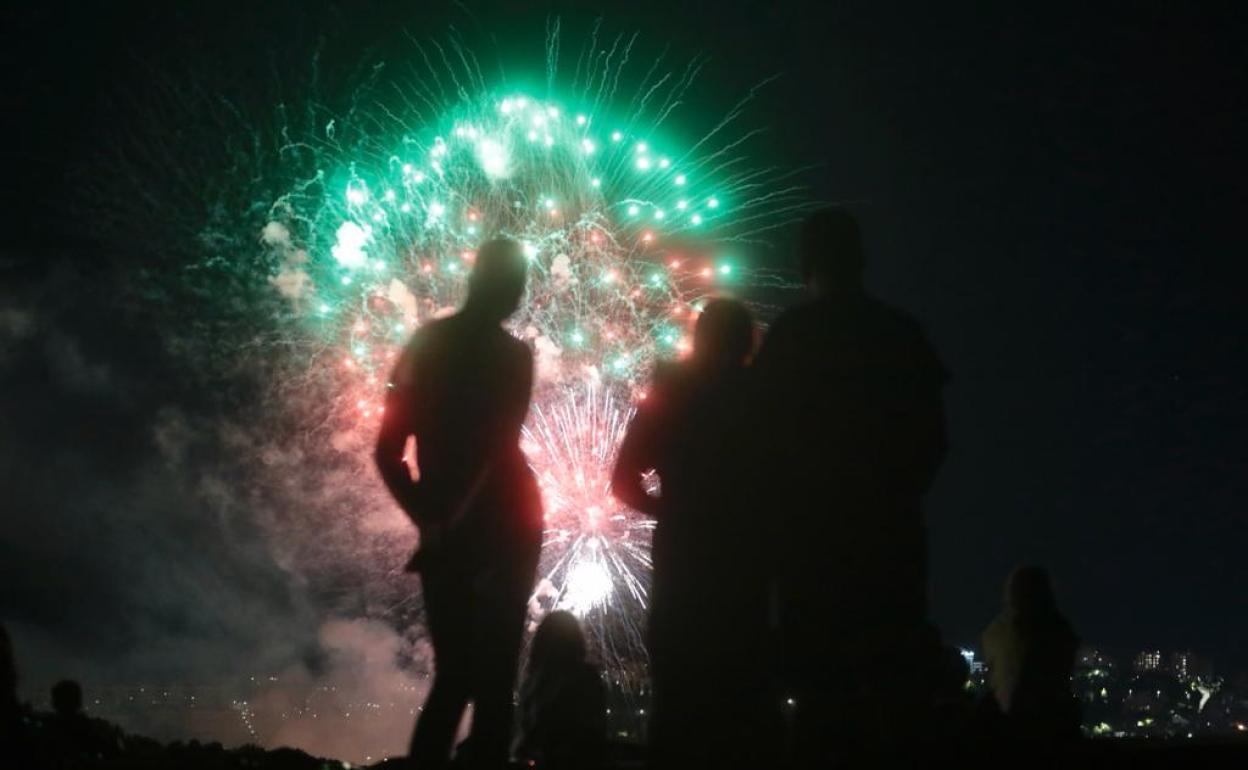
[523, 383, 654, 656]
[257, 29, 810, 672]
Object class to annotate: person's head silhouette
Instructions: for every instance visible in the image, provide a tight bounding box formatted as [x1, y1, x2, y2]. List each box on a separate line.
[799, 207, 864, 296]
[1006, 565, 1060, 619]
[692, 298, 755, 369]
[464, 238, 528, 322]
[528, 610, 588, 674]
[52, 679, 83, 717]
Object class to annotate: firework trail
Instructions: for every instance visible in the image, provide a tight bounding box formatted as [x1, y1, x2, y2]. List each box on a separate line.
[252, 27, 810, 673]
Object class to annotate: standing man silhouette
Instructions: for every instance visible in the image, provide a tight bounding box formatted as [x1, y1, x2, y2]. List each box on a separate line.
[753, 209, 948, 764]
[376, 238, 543, 770]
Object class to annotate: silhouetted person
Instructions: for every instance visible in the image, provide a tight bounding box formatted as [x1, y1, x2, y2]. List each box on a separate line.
[981, 566, 1080, 743]
[515, 611, 606, 770]
[613, 298, 776, 770]
[51, 680, 83, 721]
[50, 679, 123, 760]
[0, 624, 17, 747]
[376, 238, 543, 770]
[752, 209, 948, 763]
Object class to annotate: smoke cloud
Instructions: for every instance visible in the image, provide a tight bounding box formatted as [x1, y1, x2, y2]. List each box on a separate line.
[249, 618, 432, 764]
[0, 257, 427, 763]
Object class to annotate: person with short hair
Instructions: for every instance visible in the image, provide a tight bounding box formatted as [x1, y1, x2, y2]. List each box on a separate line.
[376, 238, 543, 770]
[753, 208, 949, 763]
[49, 679, 124, 760]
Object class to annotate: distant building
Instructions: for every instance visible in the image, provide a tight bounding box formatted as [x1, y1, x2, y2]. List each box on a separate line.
[1168, 650, 1212, 681]
[1077, 647, 1117, 672]
[1134, 650, 1162, 672]
[1171, 651, 1191, 681]
[959, 648, 986, 676]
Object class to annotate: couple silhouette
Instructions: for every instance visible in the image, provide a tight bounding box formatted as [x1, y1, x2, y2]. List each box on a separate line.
[374, 209, 948, 769]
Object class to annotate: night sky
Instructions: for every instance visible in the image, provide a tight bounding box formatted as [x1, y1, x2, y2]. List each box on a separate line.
[3, 0, 1245, 700]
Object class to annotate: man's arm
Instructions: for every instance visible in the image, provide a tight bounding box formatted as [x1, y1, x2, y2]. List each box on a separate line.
[917, 386, 948, 493]
[747, 313, 803, 474]
[611, 399, 664, 518]
[506, 343, 535, 441]
[375, 383, 423, 521]
[900, 326, 949, 497]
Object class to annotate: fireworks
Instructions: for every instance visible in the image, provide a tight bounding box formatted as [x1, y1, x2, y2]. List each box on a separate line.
[259, 29, 810, 671]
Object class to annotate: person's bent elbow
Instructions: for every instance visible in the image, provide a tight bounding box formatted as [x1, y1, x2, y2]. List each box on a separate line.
[610, 468, 638, 510]
[611, 466, 658, 517]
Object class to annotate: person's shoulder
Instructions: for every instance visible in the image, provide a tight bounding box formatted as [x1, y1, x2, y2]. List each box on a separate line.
[486, 331, 532, 381]
[424, 313, 461, 337]
[400, 320, 442, 359]
[756, 303, 818, 360]
[575, 661, 606, 690]
[877, 299, 930, 343]
[868, 296, 927, 334]
[982, 614, 1012, 647]
[504, 330, 531, 351]
[767, 300, 820, 333]
[652, 359, 684, 386]
[647, 360, 697, 402]
[405, 316, 451, 351]
[578, 659, 604, 677]
[860, 295, 945, 369]
[501, 331, 533, 364]
[1047, 613, 1079, 647]
[390, 320, 449, 387]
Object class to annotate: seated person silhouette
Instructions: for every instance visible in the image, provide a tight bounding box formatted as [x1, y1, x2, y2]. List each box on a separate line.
[49, 680, 123, 760]
[515, 611, 606, 770]
[376, 238, 543, 770]
[613, 298, 776, 770]
[752, 208, 949, 761]
[982, 566, 1080, 743]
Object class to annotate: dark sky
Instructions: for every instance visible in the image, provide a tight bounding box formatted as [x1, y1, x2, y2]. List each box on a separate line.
[3, 0, 1246, 683]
